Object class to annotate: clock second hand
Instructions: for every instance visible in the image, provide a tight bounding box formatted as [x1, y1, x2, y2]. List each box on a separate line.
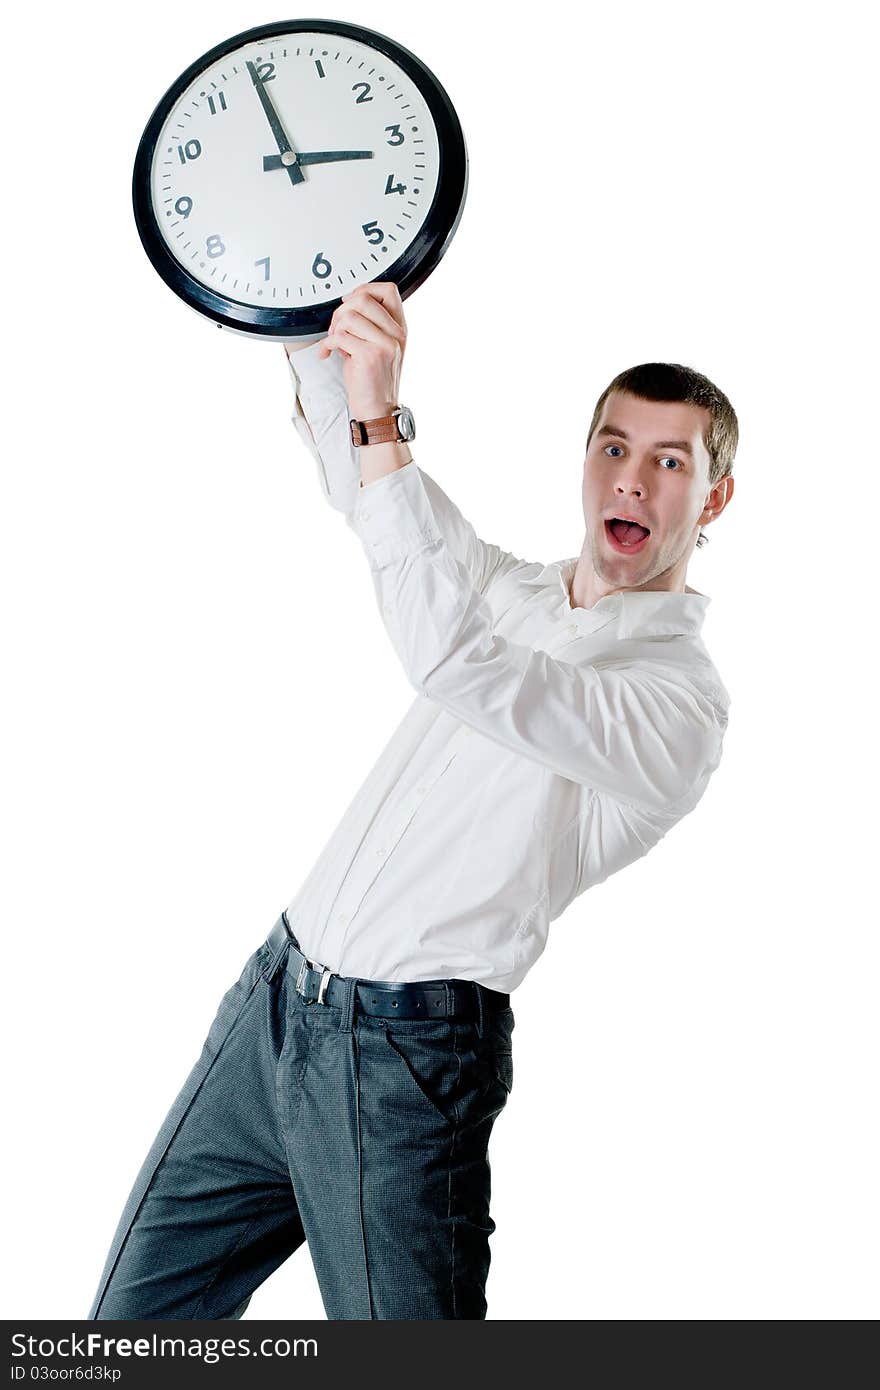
[245, 60, 305, 186]
[262, 150, 374, 172]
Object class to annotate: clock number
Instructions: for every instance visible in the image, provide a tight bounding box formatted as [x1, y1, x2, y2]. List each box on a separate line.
[362, 221, 385, 246]
[176, 139, 202, 164]
[385, 124, 404, 147]
[352, 81, 373, 104]
[311, 252, 332, 279]
[255, 256, 271, 281]
[206, 234, 226, 258]
[207, 92, 228, 115]
[384, 175, 407, 196]
[255, 61, 275, 83]
[174, 196, 193, 219]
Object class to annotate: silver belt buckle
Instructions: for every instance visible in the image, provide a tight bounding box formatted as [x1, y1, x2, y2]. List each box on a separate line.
[296, 953, 333, 1006]
[295, 956, 312, 1001]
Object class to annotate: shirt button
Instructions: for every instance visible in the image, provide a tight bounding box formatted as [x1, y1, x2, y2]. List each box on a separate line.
[361, 509, 370, 520]
[416, 784, 426, 794]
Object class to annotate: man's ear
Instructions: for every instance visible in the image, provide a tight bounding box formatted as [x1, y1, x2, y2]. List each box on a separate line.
[709, 474, 734, 520]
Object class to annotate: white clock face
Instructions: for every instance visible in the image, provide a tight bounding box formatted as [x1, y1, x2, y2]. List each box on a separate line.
[149, 30, 442, 309]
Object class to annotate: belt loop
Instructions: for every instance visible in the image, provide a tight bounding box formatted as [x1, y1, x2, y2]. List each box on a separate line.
[263, 914, 291, 982]
[338, 974, 356, 1034]
[474, 982, 484, 1038]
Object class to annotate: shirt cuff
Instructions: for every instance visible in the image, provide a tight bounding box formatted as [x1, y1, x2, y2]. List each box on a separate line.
[284, 338, 334, 408]
[348, 460, 442, 570]
[283, 341, 362, 516]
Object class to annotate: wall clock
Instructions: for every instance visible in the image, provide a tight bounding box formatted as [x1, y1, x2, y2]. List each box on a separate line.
[132, 18, 468, 341]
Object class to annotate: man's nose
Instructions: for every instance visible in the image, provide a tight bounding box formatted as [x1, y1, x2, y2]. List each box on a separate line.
[614, 465, 649, 494]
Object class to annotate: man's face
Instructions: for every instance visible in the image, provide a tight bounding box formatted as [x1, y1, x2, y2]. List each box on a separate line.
[581, 390, 717, 592]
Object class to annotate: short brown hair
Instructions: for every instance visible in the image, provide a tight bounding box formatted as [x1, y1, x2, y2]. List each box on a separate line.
[586, 362, 738, 489]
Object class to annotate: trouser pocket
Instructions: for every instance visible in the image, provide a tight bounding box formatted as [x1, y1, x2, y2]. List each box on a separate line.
[382, 1022, 461, 1127]
[379, 1004, 515, 1130]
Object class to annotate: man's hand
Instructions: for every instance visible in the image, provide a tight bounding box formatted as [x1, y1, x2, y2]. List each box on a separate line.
[318, 281, 407, 420]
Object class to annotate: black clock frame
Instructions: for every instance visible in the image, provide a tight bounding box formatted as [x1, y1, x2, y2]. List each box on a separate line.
[132, 18, 468, 338]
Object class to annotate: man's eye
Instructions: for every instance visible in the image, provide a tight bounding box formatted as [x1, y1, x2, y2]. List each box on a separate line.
[603, 444, 682, 469]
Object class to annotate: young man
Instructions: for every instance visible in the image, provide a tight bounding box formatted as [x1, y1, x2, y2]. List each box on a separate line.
[87, 282, 734, 1321]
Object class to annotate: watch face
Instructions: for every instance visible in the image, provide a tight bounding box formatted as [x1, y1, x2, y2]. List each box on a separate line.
[133, 20, 468, 339]
[397, 406, 416, 441]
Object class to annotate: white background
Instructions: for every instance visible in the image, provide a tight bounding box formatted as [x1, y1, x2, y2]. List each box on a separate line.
[3, 0, 876, 1321]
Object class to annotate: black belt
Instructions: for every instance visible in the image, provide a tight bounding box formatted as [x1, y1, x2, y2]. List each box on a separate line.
[261, 911, 510, 1022]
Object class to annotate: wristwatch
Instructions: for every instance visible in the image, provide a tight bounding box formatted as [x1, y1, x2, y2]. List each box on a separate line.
[349, 404, 416, 447]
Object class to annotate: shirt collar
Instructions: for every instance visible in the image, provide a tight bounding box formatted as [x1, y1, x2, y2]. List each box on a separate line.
[524, 557, 711, 638]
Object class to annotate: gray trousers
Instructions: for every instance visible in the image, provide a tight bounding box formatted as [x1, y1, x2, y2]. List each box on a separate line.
[87, 914, 514, 1320]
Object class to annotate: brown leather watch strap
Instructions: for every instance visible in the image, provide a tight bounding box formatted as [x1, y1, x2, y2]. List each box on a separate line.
[350, 411, 404, 446]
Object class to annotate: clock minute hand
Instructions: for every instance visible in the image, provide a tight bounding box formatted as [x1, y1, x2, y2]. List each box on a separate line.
[245, 60, 305, 187]
[262, 150, 374, 172]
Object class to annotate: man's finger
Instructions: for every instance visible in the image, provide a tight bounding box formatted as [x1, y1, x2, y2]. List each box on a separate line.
[333, 308, 398, 351]
[342, 280, 400, 306]
[342, 281, 406, 330]
[320, 329, 355, 358]
[336, 294, 405, 343]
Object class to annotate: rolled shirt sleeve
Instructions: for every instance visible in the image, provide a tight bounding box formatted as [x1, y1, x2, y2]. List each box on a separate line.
[284, 340, 361, 515]
[349, 460, 722, 814]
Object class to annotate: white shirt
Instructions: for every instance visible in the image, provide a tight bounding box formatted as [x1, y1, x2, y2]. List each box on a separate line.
[282, 343, 731, 993]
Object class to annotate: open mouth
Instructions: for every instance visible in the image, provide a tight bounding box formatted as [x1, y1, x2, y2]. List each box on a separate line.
[604, 518, 651, 553]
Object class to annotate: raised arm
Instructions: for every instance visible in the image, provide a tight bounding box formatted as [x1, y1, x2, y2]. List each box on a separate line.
[283, 294, 524, 597]
[349, 460, 724, 815]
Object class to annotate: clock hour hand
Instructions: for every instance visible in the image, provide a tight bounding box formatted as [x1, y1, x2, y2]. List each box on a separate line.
[262, 150, 374, 172]
[245, 59, 305, 186]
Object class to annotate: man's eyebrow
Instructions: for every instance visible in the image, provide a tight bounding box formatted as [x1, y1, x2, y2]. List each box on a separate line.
[596, 425, 693, 455]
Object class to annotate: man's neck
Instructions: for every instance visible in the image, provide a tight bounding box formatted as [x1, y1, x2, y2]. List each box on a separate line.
[570, 557, 689, 612]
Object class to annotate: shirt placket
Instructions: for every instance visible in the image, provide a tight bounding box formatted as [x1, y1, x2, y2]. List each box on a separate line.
[548, 614, 616, 654]
[322, 723, 474, 963]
